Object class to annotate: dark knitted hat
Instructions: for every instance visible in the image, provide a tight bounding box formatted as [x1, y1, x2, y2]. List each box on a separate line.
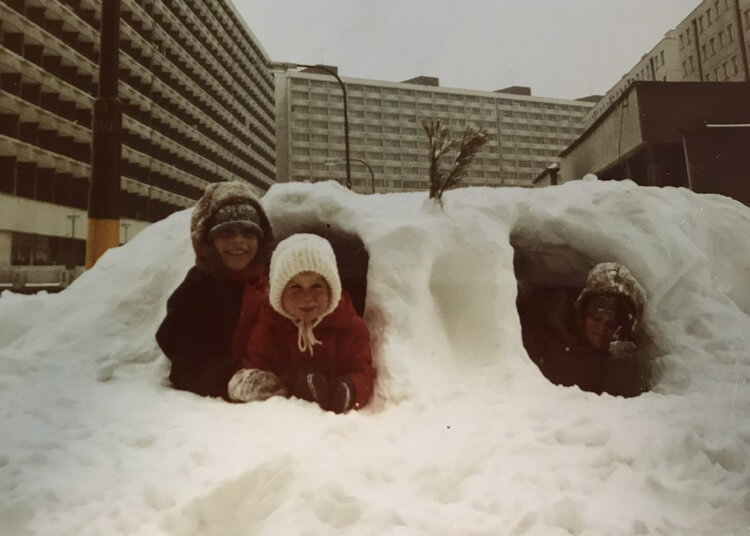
[207, 203, 264, 240]
[582, 294, 621, 316]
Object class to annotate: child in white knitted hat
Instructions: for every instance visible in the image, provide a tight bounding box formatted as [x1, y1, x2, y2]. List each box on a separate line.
[228, 233, 376, 412]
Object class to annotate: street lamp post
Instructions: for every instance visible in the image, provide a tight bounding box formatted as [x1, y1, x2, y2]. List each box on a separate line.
[327, 158, 375, 193]
[270, 62, 351, 190]
[120, 222, 131, 243]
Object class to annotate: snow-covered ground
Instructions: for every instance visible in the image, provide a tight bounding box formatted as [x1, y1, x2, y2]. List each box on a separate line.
[1, 179, 749, 535]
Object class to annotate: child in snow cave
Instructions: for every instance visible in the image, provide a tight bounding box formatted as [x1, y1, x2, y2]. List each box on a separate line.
[156, 181, 274, 400]
[518, 262, 649, 397]
[227, 233, 376, 413]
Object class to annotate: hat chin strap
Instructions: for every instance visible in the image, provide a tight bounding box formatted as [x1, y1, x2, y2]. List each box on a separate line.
[294, 317, 323, 356]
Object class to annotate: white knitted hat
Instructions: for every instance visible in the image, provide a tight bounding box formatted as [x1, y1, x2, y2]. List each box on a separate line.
[269, 233, 342, 321]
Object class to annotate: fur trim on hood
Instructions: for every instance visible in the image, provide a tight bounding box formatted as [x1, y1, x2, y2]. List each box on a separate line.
[190, 181, 273, 277]
[574, 262, 646, 333]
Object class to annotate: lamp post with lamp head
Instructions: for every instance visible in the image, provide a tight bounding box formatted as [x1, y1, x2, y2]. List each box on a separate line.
[270, 61, 351, 190]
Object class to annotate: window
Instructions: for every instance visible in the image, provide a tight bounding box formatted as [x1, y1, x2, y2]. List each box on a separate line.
[719, 30, 724, 46]
[728, 24, 734, 42]
[707, 8, 712, 24]
[660, 50, 665, 64]
[732, 56, 739, 75]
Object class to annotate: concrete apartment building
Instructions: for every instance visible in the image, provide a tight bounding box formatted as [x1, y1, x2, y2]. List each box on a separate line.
[584, 0, 750, 126]
[549, 0, 750, 205]
[275, 70, 594, 193]
[678, 0, 750, 82]
[0, 0, 275, 273]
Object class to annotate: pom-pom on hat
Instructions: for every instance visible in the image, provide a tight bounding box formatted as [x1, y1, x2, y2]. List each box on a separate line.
[269, 233, 342, 322]
[207, 202, 264, 240]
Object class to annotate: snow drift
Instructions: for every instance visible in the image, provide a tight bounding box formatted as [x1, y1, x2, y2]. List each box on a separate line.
[1, 179, 749, 535]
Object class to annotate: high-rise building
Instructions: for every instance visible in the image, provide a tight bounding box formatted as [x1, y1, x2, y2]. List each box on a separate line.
[678, 0, 750, 83]
[0, 0, 275, 269]
[585, 0, 750, 126]
[275, 70, 594, 193]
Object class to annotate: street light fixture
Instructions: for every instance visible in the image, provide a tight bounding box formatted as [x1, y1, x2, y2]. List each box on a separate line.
[270, 61, 351, 190]
[327, 158, 375, 193]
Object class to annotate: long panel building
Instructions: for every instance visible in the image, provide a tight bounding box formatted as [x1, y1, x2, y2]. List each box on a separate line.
[0, 0, 275, 268]
[275, 70, 594, 193]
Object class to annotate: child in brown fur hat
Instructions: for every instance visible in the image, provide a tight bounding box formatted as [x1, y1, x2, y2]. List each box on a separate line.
[156, 181, 275, 400]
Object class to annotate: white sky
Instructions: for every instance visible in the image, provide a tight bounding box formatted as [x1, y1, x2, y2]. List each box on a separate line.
[2, 179, 750, 533]
[233, 0, 697, 100]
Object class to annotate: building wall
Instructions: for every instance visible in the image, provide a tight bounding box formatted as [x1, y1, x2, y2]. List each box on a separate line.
[275, 72, 593, 192]
[560, 82, 750, 194]
[585, 0, 750, 127]
[683, 125, 750, 204]
[677, 0, 750, 82]
[560, 89, 644, 182]
[0, 0, 276, 266]
[584, 31, 681, 126]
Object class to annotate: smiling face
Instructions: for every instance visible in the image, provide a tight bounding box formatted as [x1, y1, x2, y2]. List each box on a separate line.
[212, 228, 259, 272]
[281, 271, 331, 322]
[583, 310, 620, 352]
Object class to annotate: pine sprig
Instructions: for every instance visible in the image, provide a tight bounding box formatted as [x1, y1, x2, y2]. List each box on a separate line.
[423, 120, 488, 205]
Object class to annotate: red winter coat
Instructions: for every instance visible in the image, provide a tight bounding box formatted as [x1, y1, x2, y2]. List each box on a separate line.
[243, 292, 375, 409]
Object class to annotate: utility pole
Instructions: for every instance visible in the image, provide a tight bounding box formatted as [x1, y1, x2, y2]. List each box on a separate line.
[86, 0, 122, 268]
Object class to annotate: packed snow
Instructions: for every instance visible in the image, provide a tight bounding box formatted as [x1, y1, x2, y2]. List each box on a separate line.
[1, 179, 749, 535]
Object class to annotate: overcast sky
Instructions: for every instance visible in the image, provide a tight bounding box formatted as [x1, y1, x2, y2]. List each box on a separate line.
[233, 0, 697, 100]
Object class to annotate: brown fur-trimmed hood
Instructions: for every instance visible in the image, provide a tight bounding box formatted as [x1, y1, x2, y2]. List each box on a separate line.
[574, 262, 646, 334]
[190, 181, 274, 277]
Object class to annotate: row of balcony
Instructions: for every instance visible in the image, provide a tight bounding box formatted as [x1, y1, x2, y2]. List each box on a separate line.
[2, 0, 276, 188]
[0, 149, 190, 222]
[122, 0, 274, 132]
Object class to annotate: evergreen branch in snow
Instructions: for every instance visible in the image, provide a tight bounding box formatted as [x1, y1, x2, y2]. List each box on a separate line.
[423, 120, 488, 205]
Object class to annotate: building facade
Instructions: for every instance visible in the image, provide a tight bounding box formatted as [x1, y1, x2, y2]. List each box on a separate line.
[275, 70, 594, 193]
[677, 0, 750, 83]
[0, 0, 275, 269]
[558, 81, 750, 206]
[585, 0, 750, 126]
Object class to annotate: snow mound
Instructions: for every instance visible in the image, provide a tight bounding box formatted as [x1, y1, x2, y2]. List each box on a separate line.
[1, 180, 749, 534]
